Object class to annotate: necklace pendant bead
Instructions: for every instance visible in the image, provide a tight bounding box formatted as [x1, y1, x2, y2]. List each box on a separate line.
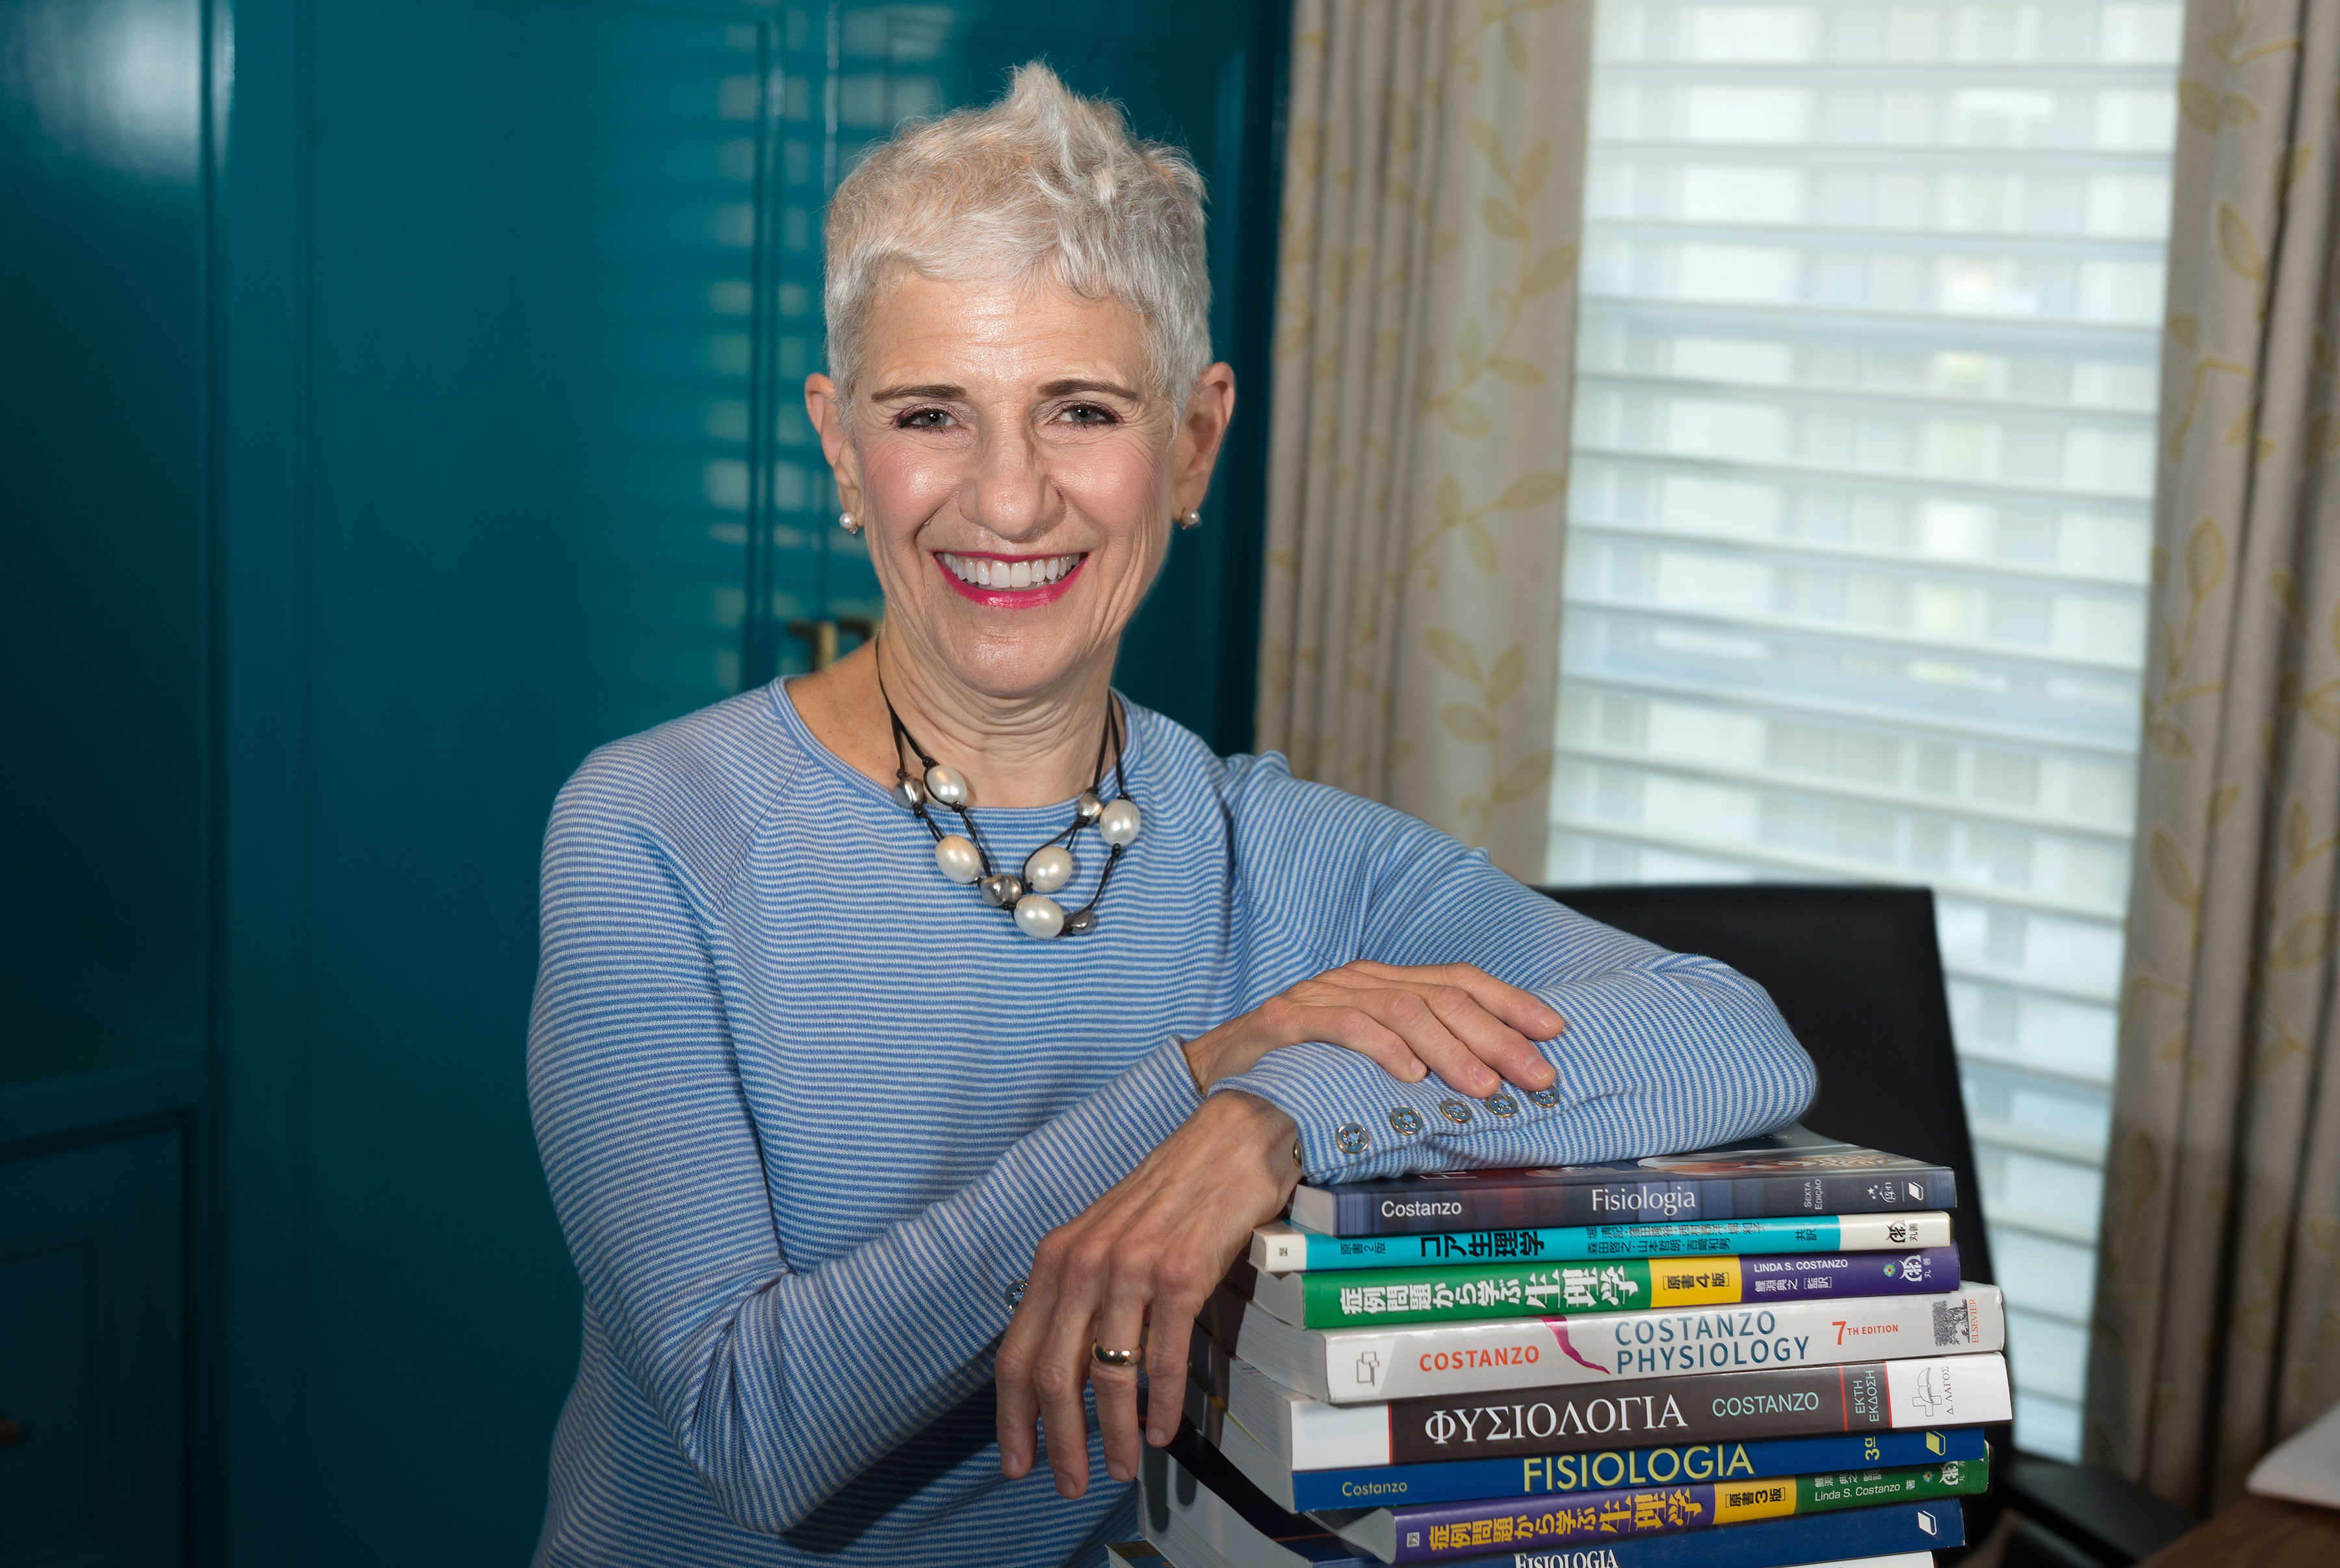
[1098, 798, 1141, 847]
[1013, 895, 1066, 939]
[1074, 791, 1104, 823]
[924, 765, 968, 806]
[979, 872, 1024, 908]
[891, 776, 927, 809]
[933, 834, 982, 884]
[1023, 845, 1074, 894]
[1062, 908, 1096, 936]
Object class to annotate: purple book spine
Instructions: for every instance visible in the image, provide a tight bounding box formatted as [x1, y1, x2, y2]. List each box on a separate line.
[1739, 1244, 1960, 1299]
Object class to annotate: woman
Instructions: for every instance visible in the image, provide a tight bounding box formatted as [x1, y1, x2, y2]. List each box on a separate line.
[527, 64, 1814, 1567]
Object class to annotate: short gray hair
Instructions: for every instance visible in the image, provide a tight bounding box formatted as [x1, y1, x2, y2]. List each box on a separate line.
[822, 62, 1212, 405]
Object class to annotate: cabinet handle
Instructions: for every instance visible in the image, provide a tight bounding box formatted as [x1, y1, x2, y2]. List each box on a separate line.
[0, 1417, 21, 1447]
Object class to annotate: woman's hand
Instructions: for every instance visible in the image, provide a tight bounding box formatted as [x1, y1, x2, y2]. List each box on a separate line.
[1183, 960, 1565, 1096]
[996, 962, 1564, 1499]
[995, 1090, 1299, 1498]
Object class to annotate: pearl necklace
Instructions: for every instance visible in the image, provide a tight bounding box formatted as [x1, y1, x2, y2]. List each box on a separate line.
[881, 684, 1140, 940]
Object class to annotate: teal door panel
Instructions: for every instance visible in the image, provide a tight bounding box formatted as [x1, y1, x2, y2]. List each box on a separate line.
[0, 1129, 185, 1567]
[293, 1, 779, 1555]
[0, 0, 209, 1051]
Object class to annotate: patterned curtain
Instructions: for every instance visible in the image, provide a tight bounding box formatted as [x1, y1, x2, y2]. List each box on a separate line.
[2086, 0, 2340, 1512]
[1254, 0, 1591, 880]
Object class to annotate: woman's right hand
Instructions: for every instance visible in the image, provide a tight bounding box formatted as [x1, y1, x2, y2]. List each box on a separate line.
[1182, 960, 1565, 1098]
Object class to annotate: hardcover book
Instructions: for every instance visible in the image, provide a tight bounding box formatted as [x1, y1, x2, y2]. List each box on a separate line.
[1240, 1248, 1961, 1330]
[1288, 1129, 1956, 1239]
[1143, 1431, 1964, 1568]
[1187, 1335, 2012, 1470]
[1199, 1277, 2006, 1404]
[1180, 1368, 1990, 1513]
[1250, 1215, 1955, 1274]
[1328, 1451, 1989, 1563]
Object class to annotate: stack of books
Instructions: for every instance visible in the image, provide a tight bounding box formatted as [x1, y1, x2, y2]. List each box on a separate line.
[1111, 1129, 2008, 1568]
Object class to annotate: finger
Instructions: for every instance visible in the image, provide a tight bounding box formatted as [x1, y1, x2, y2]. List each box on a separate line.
[996, 1242, 1070, 1479]
[1035, 1239, 1114, 1498]
[1143, 1279, 1212, 1448]
[1290, 1000, 1427, 1083]
[1089, 1276, 1152, 1484]
[1415, 984, 1557, 1092]
[1349, 984, 1502, 1096]
[1350, 962, 1565, 1053]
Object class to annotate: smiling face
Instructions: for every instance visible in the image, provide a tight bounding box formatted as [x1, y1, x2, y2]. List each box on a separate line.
[807, 270, 1232, 705]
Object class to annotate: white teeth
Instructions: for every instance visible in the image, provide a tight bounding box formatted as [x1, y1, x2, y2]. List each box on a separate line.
[944, 552, 1084, 589]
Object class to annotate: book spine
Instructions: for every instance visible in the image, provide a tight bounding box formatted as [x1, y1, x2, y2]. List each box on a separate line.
[1451, 1498, 1964, 1568]
[1303, 1285, 2003, 1403]
[1396, 1456, 1988, 1562]
[1385, 1359, 1896, 1465]
[1336, 1169, 1958, 1237]
[1296, 1248, 1961, 1328]
[1287, 1214, 1955, 1272]
[1282, 1426, 1991, 1513]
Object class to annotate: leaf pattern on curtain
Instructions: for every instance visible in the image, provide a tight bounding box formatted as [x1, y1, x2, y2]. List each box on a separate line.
[1255, 0, 1590, 878]
[2085, 0, 2340, 1513]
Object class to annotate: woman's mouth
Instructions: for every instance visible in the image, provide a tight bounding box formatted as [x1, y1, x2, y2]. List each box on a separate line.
[935, 551, 1088, 607]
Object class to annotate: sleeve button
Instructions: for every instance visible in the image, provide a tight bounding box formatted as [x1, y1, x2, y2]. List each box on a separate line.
[1333, 1122, 1370, 1155]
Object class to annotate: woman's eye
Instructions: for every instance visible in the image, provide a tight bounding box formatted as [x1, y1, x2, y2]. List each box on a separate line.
[896, 407, 954, 430]
[1060, 404, 1117, 426]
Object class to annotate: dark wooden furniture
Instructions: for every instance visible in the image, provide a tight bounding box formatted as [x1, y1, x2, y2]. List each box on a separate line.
[2131, 1495, 2340, 1568]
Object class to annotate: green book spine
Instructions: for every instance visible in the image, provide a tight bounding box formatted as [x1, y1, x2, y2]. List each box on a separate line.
[1286, 1246, 1956, 1328]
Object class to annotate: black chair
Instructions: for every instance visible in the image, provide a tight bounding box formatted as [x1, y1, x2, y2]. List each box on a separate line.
[1541, 884, 2196, 1566]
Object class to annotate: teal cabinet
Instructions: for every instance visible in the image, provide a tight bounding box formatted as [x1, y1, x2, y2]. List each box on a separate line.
[0, 1127, 186, 1567]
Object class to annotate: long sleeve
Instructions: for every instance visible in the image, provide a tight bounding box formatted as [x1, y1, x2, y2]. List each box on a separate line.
[1208, 758, 1815, 1181]
[526, 756, 1202, 1536]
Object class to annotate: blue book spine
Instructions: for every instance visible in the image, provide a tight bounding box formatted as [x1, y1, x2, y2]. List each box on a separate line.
[1286, 1426, 1989, 1512]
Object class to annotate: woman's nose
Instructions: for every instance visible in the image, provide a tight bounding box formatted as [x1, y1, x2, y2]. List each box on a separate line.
[959, 426, 1058, 542]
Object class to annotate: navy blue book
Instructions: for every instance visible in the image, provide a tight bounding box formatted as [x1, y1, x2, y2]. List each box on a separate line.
[1291, 1128, 1958, 1239]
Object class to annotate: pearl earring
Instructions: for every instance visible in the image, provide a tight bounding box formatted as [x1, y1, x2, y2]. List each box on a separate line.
[839, 510, 861, 534]
[1176, 508, 1202, 530]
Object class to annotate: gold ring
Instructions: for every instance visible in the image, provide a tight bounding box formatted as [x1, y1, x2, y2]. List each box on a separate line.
[1091, 1343, 1140, 1369]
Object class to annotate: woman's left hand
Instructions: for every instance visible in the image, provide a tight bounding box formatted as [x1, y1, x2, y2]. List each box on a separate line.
[994, 1088, 1300, 1499]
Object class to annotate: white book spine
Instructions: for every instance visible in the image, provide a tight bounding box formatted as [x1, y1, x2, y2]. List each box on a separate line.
[1291, 1284, 2004, 1404]
[1245, 1352, 2012, 1470]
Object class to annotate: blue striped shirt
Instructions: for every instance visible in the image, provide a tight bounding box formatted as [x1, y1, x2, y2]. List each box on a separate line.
[526, 682, 1815, 1565]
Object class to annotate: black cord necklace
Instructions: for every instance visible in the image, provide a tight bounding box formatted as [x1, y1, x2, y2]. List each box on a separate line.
[878, 673, 1139, 940]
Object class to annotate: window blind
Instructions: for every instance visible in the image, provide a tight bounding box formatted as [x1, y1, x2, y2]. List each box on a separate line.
[1555, 0, 2182, 1460]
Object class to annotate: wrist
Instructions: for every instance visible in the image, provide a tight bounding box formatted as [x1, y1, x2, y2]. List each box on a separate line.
[1181, 1021, 1241, 1094]
[1200, 1090, 1301, 1190]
